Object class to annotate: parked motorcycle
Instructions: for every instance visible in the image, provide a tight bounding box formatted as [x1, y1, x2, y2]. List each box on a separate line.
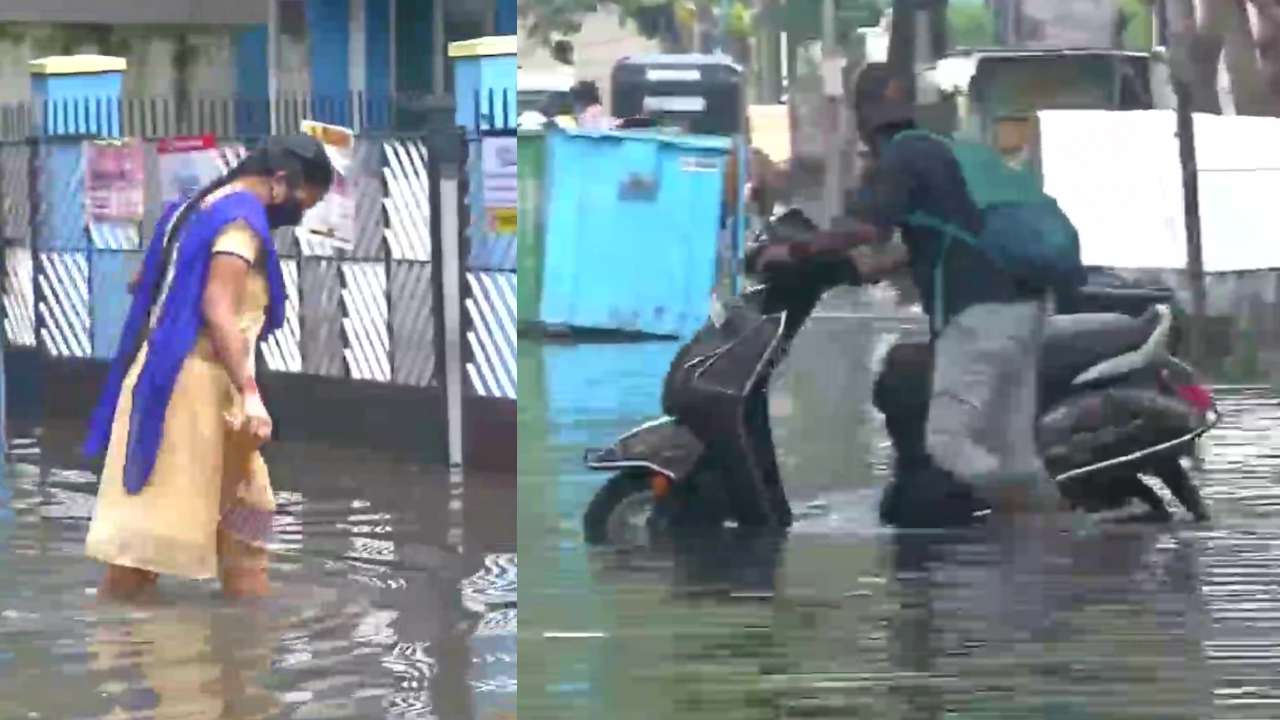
[582, 210, 1217, 545]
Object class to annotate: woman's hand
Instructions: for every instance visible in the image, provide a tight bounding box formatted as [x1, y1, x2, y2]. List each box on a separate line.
[240, 384, 273, 445]
[227, 376, 273, 446]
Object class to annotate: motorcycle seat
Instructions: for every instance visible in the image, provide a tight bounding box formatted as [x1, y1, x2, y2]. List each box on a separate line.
[1041, 306, 1168, 386]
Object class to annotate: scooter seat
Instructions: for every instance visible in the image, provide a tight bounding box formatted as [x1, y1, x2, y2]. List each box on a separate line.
[1059, 285, 1176, 318]
[1041, 307, 1164, 386]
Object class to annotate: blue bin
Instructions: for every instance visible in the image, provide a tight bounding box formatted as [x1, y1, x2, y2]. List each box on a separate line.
[539, 129, 730, 338]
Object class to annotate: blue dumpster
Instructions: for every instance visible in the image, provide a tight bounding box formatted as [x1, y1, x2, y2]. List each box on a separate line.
[538, 128, 731, 338]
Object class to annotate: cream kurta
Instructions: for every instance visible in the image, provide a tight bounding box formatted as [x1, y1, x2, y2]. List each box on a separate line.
[85, 221, 275, 579]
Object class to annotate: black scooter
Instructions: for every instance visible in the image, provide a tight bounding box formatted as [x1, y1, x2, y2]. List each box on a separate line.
[582, 211, 1217, 545]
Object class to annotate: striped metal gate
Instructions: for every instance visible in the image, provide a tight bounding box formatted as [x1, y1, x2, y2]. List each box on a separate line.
[460, 118, 517, 402]
[0, 127, 469, 453]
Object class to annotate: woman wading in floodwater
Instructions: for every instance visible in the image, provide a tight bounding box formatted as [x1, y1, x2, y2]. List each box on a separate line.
[83, 136, 334, 601]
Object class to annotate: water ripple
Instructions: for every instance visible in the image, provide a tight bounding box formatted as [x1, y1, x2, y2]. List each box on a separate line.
[520, 328, 1280, 719]
[0, 444, 515, 719]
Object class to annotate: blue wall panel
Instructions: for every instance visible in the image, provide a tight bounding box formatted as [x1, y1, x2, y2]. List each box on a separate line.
[306, 0, 352, 126]
[90, 250, 144, 360]
[364, 0, 393, 130]
[495, 0, 517, 35]
[235, 25, 271, 136]
[36, 144, 88, 251]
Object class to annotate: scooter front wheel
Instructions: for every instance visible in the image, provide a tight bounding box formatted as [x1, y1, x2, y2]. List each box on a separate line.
[583, 470, 670, 546]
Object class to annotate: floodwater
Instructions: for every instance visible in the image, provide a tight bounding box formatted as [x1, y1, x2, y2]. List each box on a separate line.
[519, 291, 1280, 720]
[0, 434, 516, 720]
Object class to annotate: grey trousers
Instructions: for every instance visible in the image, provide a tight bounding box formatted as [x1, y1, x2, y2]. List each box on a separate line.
[925, 298, 1060, 510]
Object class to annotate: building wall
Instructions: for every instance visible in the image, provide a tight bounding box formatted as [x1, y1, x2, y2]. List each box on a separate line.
[0, 0, 511, 116]
[395, 0, 437, 95]
[0, 24, 246, 104]
[0, 0, 265, 24]
[993, 0, 1120, 47]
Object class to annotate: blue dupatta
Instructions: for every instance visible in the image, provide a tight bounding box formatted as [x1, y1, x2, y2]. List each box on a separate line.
[83, 190, 288, 495]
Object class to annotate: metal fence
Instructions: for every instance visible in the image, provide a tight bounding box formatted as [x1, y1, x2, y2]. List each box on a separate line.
[0, 136, 465, 396]
[461, 98, 517, 401]
[0, 90, 517, 408]
[0, 91, 459, 143]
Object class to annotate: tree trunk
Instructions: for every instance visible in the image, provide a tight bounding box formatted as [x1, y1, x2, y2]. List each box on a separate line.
[888, 0, 919, 99]
[1166, 0, 1223, 112]
[1219, 0, 1279, 114]
[1251, 0, 1280, 107]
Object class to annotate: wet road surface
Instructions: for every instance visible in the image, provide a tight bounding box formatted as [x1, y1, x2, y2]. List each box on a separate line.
[0, 436, 515, 719]
[519, 296, 1280, 720]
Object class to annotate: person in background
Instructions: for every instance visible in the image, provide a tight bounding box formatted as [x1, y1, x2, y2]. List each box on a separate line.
[570, 80, 615, 130]
[84, 136, 334, 601]
[752, 69, 1063, 517]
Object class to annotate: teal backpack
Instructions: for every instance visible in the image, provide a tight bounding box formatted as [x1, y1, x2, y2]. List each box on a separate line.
[890, 129, 1086, 326]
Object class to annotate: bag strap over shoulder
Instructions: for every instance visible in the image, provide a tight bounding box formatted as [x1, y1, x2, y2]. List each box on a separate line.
[884, 130, 961, 334]
[889, 128, 951, 147]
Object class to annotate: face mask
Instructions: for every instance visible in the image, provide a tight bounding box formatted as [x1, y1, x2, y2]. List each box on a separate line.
[266, 187, 305, 229]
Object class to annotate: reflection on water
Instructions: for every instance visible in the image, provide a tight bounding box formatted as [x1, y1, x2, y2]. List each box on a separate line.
[0, 439, 515, 719]
[519, 299, 1280, 720]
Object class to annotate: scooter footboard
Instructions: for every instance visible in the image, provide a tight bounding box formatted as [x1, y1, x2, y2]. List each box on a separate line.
[583, 418, 705, 479]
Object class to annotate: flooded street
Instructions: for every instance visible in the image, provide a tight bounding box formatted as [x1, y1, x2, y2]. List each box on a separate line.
[519, 295, 1280, 720]
[0, 438, 515, 719]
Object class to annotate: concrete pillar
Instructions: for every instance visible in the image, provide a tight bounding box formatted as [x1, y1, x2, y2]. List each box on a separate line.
[29, 55, 125, 137]
[349, 0, 367, 132]
[269, 0, 280, 133]
[28, 55, 135, 440]
[448, 36, 517, 135]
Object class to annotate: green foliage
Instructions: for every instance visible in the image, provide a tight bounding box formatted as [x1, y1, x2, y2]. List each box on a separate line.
[771, 0, 885, 45]
[1117, 0, 1154, 51]
[948, 2, 995, 49]
[519, 0, 603, 46]
[521, 0, 758, 52]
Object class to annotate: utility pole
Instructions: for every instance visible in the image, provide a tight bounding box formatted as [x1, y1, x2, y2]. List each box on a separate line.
[268, 0, 279, 135]
[821, 0, 845, 226]
[720, 0, 731, 53]
[1161, 0, 1209, 366]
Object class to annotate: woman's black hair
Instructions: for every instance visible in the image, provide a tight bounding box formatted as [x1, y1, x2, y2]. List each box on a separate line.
[148, 135, 335, 300]
[169, 135, 334, 229]
[225, 135, 335, 191]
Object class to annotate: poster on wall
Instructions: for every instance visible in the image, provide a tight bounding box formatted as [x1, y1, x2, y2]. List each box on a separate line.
[156, 135, 226, 206]
[298, 120, 356, 253]
[84, 139, 145, 222]
[481, 136, 517, 235]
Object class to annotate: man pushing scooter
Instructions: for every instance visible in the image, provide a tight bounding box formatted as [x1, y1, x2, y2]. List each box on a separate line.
[752, 66, 1086, 517]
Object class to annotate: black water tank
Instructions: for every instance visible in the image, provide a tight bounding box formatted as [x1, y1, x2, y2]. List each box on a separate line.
[610, 54, 743, 135]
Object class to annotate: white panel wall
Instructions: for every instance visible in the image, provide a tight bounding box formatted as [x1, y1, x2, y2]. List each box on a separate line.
[1039, 109, 1280, 273]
